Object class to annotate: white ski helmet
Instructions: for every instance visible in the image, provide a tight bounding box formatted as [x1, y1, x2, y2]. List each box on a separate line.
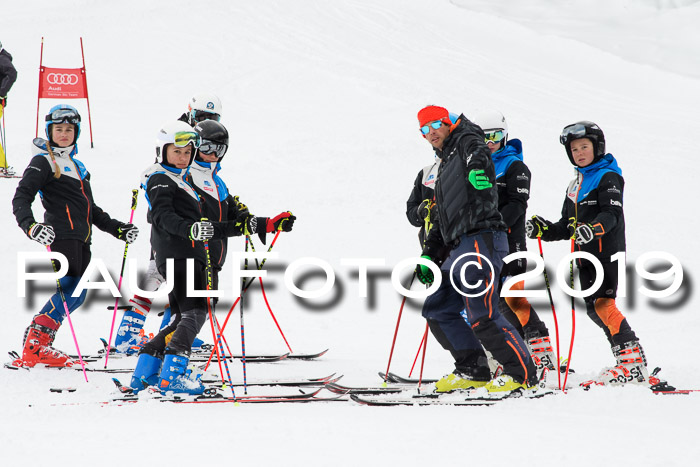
[473, 109, 508, 145]
[187, 93, 222, 125]
[155, 120, 201, 166]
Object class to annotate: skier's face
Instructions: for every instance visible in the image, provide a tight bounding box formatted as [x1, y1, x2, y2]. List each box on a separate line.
[424, 120, 450, 150]
[570, 138, 595, 167]
[165, 144, 193, 169]
[51, 123, 75, 147]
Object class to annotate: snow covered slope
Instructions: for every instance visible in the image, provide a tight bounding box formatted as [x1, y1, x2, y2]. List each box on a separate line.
[1, 0, 699, 465]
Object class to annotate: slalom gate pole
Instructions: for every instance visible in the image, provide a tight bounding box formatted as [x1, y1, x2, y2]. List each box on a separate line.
[203, 231, 282, 369]
[248, 237, 293, 353]
[537, 237, 562, 390]
[562, 238, 577, 390]
[239, 235, 250, 393]
[408, 325, 427, 378]
[383, 271, 416, 383]
[46, 245, 88, 382]
[104, 189, 138, 368]
[417, 321, 429, 392]
[204, 235, 236, 399]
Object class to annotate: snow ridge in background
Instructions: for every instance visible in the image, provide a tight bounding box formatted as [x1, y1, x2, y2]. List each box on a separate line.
[0, 1, 699, 465]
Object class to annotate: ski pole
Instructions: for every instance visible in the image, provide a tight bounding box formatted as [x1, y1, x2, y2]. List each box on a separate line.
[562, 238, 577, 391]
[239, 235, 250, 393]
[417, 321, 429, 393]
[1, 108, 7, 171]
[46, 245, 88, 382]
[408, 325, 427, 378]
[203, 230, 282, 369]
[204, 233, 236, 400]
[537, 237, 562, 390]
[104, 189, 138, 368]
[383, 271, 416, 383]
[248, 236, 293, 353]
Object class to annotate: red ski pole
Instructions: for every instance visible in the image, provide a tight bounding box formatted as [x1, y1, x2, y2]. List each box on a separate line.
[408, 325, 427, 378]
[537, 237, 562, 390]
[417, 321, 429, 392]
[383, 271, 416, 383]
[562, 239, 577, 391]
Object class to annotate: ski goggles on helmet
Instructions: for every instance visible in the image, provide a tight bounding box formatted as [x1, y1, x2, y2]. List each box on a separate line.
[560, 123, 588, 145]
[191, 110, 221, 124]
[420, 120, 446, 135]
[173, 131, 201, 148]
[484, 129, 505, 144]
[199, 141, 228, 158]
[45, 108, 81, 125]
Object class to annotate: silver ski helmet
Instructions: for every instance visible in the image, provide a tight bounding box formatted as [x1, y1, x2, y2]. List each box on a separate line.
[194, 120, 229, 162]
[156, 120, 201, 167]
[45, 104, 81, 146]
[560, 121, 605, 165]
[187, 93, 222, 126]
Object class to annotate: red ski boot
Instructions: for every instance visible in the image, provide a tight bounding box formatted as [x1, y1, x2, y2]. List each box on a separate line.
[19, 323, 75, 368]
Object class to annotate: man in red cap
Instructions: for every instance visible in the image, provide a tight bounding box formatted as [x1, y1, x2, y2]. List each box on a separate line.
[415, 105, 538, 395]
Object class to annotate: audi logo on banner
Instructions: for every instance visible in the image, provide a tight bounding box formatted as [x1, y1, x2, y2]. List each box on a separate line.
[46, 73, 80, 85]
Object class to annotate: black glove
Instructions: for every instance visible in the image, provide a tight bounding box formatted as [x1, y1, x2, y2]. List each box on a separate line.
[190, 221, 214, 241]
[417, 199, 434, 221]
[28, 223, 55, 245]
[525, 215, 549, 239]
[117, 223, 139, 244]
[575, 223, 604, 245]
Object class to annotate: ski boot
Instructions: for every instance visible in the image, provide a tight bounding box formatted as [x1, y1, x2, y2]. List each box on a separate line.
[524, 330, 556, 373]
[19, 322, 74, 368]
[130, 352, 163, 393]
[114, 306, 148, 354]
[484, 374, 537, 397]
[157, 352, 205, 395]
[595, 340, 648, 386]
[435, 365, 491, 393]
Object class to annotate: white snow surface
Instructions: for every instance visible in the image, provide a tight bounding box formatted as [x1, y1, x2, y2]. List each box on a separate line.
[1, 0, 699, 465]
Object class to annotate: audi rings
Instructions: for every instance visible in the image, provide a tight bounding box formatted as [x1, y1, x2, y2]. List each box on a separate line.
[46, 73, 79, 85]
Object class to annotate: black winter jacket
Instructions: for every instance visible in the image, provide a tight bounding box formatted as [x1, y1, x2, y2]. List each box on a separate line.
[142, 163, 245, 269]
[423, 115, 506, 257]
[541, 154, 625, 261]
[0, 49, 17, 97]
[188, 160, 251, 270]
[13, 142, 121, 243]
[406, 160, 439, 246]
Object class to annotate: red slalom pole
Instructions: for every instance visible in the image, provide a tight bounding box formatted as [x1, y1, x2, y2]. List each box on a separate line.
[258, 277, 293, 353]
[562, 239, 577, 391]
[383, 271, 416, 383]
[417, 321, 429, 392]
[408, 326, 427, 378]
[537, 237, 562, 390]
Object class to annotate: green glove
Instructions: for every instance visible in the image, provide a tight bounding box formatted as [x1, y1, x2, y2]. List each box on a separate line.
[468, 169, 493, 190]
[416, 255, 435, 285]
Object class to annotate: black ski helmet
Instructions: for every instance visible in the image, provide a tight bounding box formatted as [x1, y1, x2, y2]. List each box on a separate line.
[194, 120, 229, 162]
[560, 121, 606, 165]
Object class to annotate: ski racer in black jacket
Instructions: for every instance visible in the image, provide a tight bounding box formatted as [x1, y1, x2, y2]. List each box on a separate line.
[415, 105, 537, 394]
[526, 121, 648, 386]
[10, 104, 138, 369]
[473, 110, 555, 374]
[130, 120, 294, 395]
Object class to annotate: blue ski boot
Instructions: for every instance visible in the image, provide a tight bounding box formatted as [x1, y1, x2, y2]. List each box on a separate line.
[115, 307, 147, 354]
[130, 352, 162, 394]
[158, 352, 205, 395]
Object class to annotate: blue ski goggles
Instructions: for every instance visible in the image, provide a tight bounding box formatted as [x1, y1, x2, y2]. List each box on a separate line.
[484, 129, 506, 144]
[45, 108, 81, 125]
[560, 123, 588, 145]
[173, 131, 201, 148]
[199, 141, 228, 158]
[420, 120, 445, 135]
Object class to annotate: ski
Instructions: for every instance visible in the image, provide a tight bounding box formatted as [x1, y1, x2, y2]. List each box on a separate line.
[325, 382, 404, 395]
[350, 393, 497, 406]
[200, 373, 342, 387]
[378, 371, 438, 385]
[351, 385, 555, 406]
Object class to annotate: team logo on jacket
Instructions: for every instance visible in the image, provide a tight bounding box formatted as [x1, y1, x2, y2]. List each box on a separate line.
[517, 188, 529, 194]
[517, 173, 529, 181]
[63, 166, 72, 172]
[610, 200, 622, 207]
[608, 185, 621, 194]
